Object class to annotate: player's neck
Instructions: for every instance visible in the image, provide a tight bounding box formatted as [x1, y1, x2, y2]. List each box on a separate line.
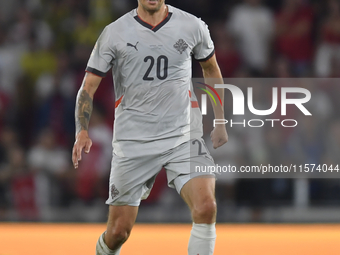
[137, 4, 168, 27]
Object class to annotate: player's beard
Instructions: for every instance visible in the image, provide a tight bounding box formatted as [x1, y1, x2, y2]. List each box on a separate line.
[138, 0, 165, 14]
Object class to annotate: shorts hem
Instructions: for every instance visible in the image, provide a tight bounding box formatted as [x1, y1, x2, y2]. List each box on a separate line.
[105, 200, 140, 207]
[173, 172, 216, 194]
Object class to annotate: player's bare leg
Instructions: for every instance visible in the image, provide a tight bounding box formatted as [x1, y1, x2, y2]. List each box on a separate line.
[181, 176, 217, 255]
[96, 205, 138, 255]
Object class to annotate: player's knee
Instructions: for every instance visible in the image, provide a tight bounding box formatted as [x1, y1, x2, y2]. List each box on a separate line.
[192, 199, 217, 223]
[106, 226, 131, 249]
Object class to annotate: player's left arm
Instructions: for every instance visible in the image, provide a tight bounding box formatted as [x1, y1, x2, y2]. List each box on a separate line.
[200, 54, 228, 149]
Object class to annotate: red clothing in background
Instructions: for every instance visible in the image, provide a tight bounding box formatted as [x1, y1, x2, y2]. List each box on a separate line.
[276, 6, 314, 61]
[11, 173, 38, 220]
[215, 48, 240, 77]
[322, 19, 340, 45]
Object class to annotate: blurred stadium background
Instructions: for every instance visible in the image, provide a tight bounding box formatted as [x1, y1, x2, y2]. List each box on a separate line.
[1, 0, 340, 227]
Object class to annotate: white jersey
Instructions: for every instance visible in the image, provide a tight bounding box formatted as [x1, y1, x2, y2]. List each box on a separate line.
[86, 5, 215, 157]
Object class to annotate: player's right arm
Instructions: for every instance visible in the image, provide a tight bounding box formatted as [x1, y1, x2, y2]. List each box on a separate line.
[72, 72, 102, 169]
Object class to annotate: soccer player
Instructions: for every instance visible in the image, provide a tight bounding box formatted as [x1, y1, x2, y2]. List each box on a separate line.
[72, 0, 228, 254]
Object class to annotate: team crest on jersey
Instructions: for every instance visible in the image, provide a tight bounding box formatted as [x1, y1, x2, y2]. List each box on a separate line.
[174, 39, 188, 54]
[110, 184, 119, 199]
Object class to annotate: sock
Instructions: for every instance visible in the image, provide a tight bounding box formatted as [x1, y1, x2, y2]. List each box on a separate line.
[188, 223, 216, 255]
[96, 232, 122, 255]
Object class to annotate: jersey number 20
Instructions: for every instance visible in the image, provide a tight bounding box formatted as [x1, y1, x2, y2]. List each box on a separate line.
[143, 55, 168, 81]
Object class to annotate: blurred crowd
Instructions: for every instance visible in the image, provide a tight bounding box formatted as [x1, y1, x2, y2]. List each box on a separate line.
[0, 0, 340, 221]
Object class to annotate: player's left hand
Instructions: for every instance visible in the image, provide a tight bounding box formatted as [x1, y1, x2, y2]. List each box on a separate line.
[210, 125, 228, 149]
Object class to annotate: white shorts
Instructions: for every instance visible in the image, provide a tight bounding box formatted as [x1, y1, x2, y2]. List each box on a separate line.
[106, 138, 215, 206]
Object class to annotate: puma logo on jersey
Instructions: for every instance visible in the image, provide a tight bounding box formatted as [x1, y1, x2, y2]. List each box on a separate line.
[127, 41, 139, 51]
[174, 39, 188, 54]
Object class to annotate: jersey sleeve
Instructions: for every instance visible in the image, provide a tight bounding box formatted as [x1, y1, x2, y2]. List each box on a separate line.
[86, 26, 115, 77]
[192, 19, 215, 62]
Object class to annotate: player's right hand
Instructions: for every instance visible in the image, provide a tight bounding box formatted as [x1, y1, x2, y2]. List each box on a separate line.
[72, 130, 92, 169]
[210, 124, 228, 149]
